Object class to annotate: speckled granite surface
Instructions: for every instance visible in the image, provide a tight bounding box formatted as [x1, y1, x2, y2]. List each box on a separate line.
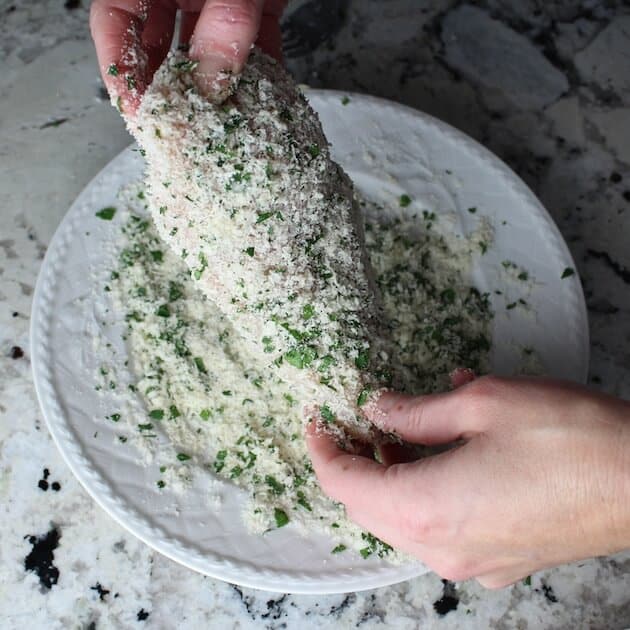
[1, 1, 630, 628]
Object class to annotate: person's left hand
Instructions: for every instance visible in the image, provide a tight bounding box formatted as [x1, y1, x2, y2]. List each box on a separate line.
[90, 0, 287, 113]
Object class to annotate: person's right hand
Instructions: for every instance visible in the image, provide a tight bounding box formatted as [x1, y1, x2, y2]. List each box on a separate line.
[90, 0, 287, 114]
[306, 376, 630, 588]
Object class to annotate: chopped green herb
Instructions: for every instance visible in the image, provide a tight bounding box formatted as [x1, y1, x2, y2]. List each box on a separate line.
[297, 490, 312, 511]
[561, 267, 575, 279]
[138, 423, 153, 431]
[149, 409, 164, 420]
[285, 346, 317, 369]
[262, 336, 274, 353]
[214, 450, 227, 473]
[320, 404, 335, 423]
[518, 272, 529, 281]
[274, 508, 289, 528]
[176, 453, 191, 462]
[96, 206, 116, 221]
[194, 356, 207, 374]
[157, 480, 166, 489]
[150, 250, 163, 263]
[399, 194, 412, 208]
[357, 388, 370, 406]
[331, 544, 347, 554]
[107, 63, 119, 76]
[265, 475, 285, 495]
[354, 349, 370, 370]
[156, 304, 170, 317]
[302, 304, 315, 320]
[109, 413, 121, 422]
[244, 246, 255, 257]
[523, 575, 532, 586]
[308, 143, 320, 158]
[441, 288, 456, 304]
[200, 408, 211, 421]
[169, 405, 181, 419]
[341, 96, 350, 105]
[256, 211, 275, 223]
[468, 207, 477, 214]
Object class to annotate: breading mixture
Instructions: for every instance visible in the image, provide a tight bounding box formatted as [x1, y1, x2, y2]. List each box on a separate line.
[129, 50, 394, 443]
[108, 184, 492, 548]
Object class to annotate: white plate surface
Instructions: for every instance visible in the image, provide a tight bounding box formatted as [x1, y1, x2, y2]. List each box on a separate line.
[31, 90, 589, 594]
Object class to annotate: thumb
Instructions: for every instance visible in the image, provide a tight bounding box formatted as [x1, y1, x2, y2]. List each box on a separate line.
[366, 384, 488, 446]
[190, 0, 265, 101]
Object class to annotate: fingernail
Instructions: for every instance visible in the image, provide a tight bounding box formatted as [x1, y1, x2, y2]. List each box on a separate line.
[190, 49, 238, 102]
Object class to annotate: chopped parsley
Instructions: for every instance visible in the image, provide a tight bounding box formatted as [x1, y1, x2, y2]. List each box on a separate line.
[214, 450, 227, 473]
[273, 508, 289, 528]
[107, 63, 119, 76]
[176, 453, 191, 462]
[331, 544, 347, 554]
[194, 357, 207, 374]
[399, 194, 412, 208]
[265, 475, 285, 495]
[149, 409, 164, 420]
[561, 267, 575, 279]
[320, 404, 335, 423]
[285, 346, 317, 369]
[96, 206, 116, 221]
[354, 349, 370, 370]
[156, 304, 170, 317]
[357, 388, 370, 406]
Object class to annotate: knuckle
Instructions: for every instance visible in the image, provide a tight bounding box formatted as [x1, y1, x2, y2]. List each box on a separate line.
[459, 375, 505, 411]
[207, 0, 259, 27]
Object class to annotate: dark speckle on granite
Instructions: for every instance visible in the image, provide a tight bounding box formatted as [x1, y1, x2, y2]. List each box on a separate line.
[540, 581, 559, 604]
[37, 468, 62, 492]
[24, 527, 61, 590]
[137, 608, 150, 621]
[587, 249, 630, 283]
[433, 580, 459, 616]
[329, 594, 356, 616]
[9, 346, 24, 359]
[91, 582, 110, 601]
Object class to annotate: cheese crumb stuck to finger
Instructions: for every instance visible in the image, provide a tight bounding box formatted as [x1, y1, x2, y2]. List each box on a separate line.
[129, 50, 396, 443]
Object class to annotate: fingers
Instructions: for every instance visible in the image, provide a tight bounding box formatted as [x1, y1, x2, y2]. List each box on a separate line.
[367, 386, 487, 446]
[190, 0, 266, 100]
[90, 0, 176, 115]
[305, 421, 403, 516]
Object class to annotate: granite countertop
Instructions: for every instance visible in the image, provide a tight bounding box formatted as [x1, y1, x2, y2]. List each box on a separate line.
[1, 1, 629, 628]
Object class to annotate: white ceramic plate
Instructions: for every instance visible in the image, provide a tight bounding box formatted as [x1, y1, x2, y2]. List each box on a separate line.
[31, 90, 589, 594]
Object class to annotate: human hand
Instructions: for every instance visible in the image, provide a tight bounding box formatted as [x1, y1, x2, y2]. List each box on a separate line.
[90, 0, 287, 114]
[306, 376, 630, 588]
